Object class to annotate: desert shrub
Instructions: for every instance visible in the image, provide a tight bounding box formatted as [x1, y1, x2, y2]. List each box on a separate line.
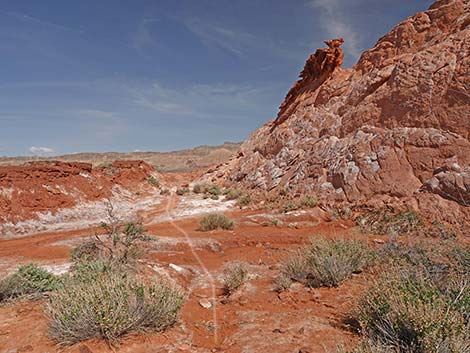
[199, 213, 234, 231]
[70, 240, 100, 263]
[351, 241, 470, 353]
[68, 260, 115, 284]
[48, 271, 184, 345]
[356, 262, 469, 353]
[429, 221, 457, 239]
[237, 193, 252, 207]
[275, 252, 309, 291]
[0, 264, 62, 303]
[225, 188, 243, 200]
[147, 176, 159, 187]
[206, 184, 221, 197]
[356, 209, 423, 236]
[176, 187, 190, 196]
[192, 183, 221, 197]
[276, 238, 376, 290]
[160, 188, 170, 195]
[283, 201, 299, 213]
[222, 262, 248, 295]
[192, 183, 204, 194]
[300, 195, 318, 208]
[86, 203, 152, 265]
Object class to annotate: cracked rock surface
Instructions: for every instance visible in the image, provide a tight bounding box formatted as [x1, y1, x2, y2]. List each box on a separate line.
[203, 0, 470, 225]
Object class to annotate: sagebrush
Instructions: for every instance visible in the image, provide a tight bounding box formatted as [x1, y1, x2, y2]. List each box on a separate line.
[276, 238, 376, 290]
[48, 270, 184, 345]
[222, 262, 248, 295]
[199, 213, 234, 231]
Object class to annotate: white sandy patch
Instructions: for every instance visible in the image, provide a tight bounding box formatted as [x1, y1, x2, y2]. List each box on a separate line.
[0, 187, 163, 239]
[151, 195, 236, 224]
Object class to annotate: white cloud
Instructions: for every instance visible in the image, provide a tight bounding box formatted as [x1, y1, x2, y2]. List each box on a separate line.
[29, 146, 55, 156]
[309, 0, 362, 60]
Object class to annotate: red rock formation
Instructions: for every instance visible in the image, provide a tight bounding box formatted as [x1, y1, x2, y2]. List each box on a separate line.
[203, 0, 470, 225]
[0, 160, 159, 224]
[275, 38, 344, 127]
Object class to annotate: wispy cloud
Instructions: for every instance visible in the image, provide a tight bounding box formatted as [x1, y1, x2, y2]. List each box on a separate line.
[131, 81, 278, 120]
[308, 0, 362, 60]
[1, 10, 83, 34]
[183, 19, 256, 58]
[29, 146, 55, 156]
[131, 18, 159, 54]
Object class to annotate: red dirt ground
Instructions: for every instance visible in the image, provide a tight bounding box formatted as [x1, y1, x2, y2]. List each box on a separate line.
[0, 192, 389, 353]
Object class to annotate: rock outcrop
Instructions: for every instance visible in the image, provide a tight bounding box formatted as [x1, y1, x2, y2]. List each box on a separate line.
[0, 160, 159, 224]
[204, 0, 470, 224]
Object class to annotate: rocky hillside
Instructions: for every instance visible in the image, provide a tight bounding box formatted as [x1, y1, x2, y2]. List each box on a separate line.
[204, 0, 470, 224]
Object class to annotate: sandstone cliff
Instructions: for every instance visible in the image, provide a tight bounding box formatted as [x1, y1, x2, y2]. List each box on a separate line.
[204, 0, 470, 224]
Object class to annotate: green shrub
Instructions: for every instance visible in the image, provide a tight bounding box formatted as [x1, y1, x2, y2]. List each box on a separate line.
[160, 189, 170, 195]
[0, 264, 62, 302]
[356, 263, 468, 353]
[192, 183, 222, 197]
[222, 262, 248, 295]
[47, 272, 184, 345]
[206, 184, 221, 197]
[176, 187, 190, 196]
[300, 195, 318, 208]
[147, 176, 159, 187]
[199, 213, 234, 231]
[70, 241, 100, 263]
[349, 241, 470, 353]
[276, 238, 376, 290]
[95, 206, 150, 265]
[283, 201, 299, 213]
[237, 193, 252, 207]
[68, 260, 115, 284]
[225, 188, 243, 200]
[356, 209, 423, 236]
[192, 183, 206, 194]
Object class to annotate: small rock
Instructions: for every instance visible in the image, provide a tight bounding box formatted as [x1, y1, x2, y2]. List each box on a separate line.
[373, 238, 385, 244]
[199, 298, 212, 309]
[298, 348, 311, 353]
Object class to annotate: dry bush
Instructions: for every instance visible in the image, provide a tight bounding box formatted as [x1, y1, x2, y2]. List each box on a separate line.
[354, 242, 470, 353]
[300, 195, 318, 208]
[0, 264, 62, 303]
[47, 270, 184, 345]
[176, 187, 190, 196]
[222, 262, 248, 295]
[192, 183, 221, 197]
[225, 188, 243, 200]
[276, 238, 376, 290]
[356, 209, 423, 236]
[79, 202, 151, 265]
[199, 213, 234, 231]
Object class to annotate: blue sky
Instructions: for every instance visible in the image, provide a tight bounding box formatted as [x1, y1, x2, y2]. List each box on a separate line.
[0, 0, 432, 156]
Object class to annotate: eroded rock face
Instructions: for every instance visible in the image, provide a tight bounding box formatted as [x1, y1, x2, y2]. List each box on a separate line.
[0, 160, 159, 224]
[204, 0, 470, 224]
